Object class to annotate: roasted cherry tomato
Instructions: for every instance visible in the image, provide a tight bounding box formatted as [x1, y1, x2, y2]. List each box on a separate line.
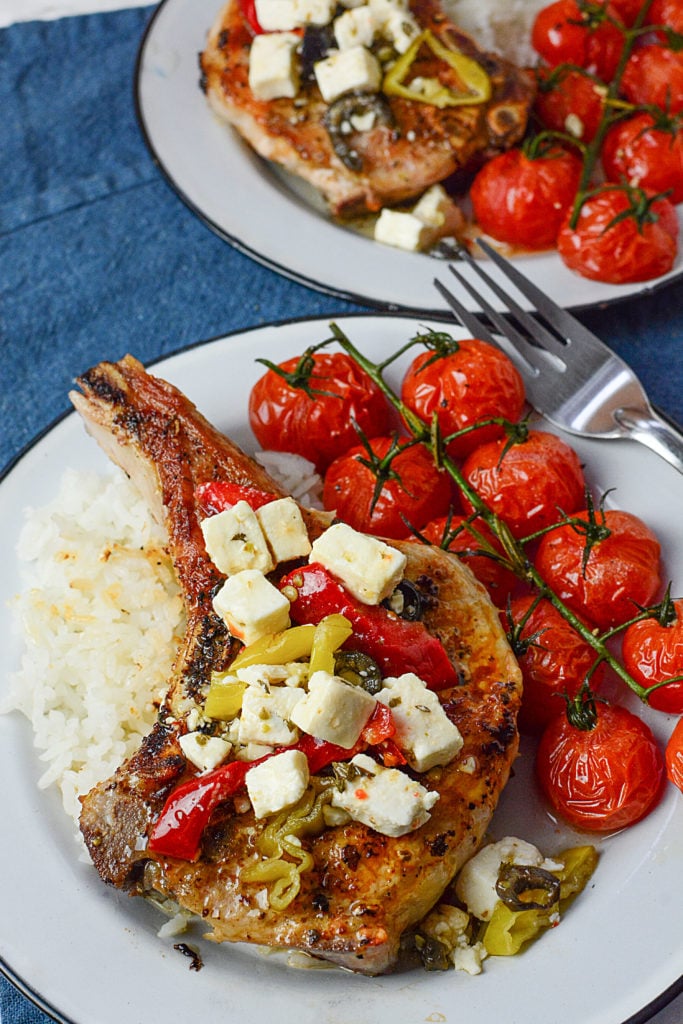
[422, 515, 517, 605]
[557, 186, 679, 283]
[400, 336, 526, 459]
[504, 595, 606, 735]
[534, 506, 662, 631]
[598, 0, 649, 26]
[460, 430, 585, 539]
[536, 694, 665, 832]
[602, 113, 683, 204]
[621, 597, 683, 713]
[647, 0, 683, 34]
[248, 350, 393, 472]
[620, 43, 683, 114]
[534, 66, 606, 144]
[531, 0, 625, 81]
[322, 435, 453, 539]
[469, 146, 583, 249]
[665, 716, 683, 792]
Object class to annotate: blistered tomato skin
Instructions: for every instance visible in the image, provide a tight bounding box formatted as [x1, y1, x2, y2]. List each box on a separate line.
[248, 352, 393, 472]
[622, 599, 683, 713]
[620, 44, 683, 115]
[460, 430, 585, 539]
[602, 114, 683, 205]
[531, 0, 625, 80]
[536, 702, 666, 832]
[400, 339, 526, 459]
[534, 508, 662, 631]
[665, 717, 683, 793]
[534, 67, 605, 144]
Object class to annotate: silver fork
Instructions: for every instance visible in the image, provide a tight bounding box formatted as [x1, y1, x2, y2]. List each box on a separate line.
[434, 239, 683, 476]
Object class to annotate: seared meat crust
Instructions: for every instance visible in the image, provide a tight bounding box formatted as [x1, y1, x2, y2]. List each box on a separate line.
[72, 355, 521, 975]
[199, 0, 535, 216]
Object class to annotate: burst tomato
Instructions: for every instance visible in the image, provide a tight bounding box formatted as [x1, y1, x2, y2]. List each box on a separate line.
[621, 598, 683, 712]
[534, 66, 606, 144]
[460, 430, 585, 539]
[620, 43, 683, 114]
[322, 435, 452, 539]
[557, 186, 679, 283]
[400, 337, 526, 459]
[647, 0, 683, 34]
[531, 0, 625, 80]
[248, 350, 393, 472]
[665, 717, 683, 792]
[469, 146, 583, 249]
[536, 697, 666, 832]
[422, 515, 517, 605]
[602, 113, 683, 204]
[534, 507, 662, 631]
[504, 595, 606, 735]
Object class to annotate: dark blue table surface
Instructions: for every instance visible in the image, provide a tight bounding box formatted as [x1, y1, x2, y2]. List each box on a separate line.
[1, 6, 682, 1023]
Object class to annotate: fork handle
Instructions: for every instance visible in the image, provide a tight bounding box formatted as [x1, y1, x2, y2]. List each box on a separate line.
[614, 406, 683, 476]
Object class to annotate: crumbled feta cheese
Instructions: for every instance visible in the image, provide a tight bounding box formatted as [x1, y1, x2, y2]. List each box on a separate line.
[235, 662, 309, 689]
[178, 731, 232, 772]
[381, 8, 420, 52]
[238, 684, 305, 747]
[248, 32, 301, 101]
[201, 501, 274, 576]
[290, 669, 376, 747]
[377, 672, 463, 772]
[314, 45, 381, 103]
[246, 749, 310, 818]
[334, 5, 376, 49]
[309, 522, 406, 605]
[255, 0, 336, 30]
[213, 569, 291, 645]
[456, 837, 563, 922]
[374, 208, 431, 251]
[331, 753, 439, 837]
[256, 496, 311, 564]
[412, 184, 450, 228]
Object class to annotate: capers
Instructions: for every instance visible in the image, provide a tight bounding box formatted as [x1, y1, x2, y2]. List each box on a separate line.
[333, 649, 383, 695]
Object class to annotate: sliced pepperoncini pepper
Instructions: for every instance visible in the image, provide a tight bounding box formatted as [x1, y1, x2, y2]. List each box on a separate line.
[383, 30, 491, 109]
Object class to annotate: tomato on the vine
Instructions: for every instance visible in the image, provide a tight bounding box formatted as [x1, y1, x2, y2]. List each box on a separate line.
[400, 336, 525, 459]
[557, 186, 679, 283]
[602, 113, 683, 204]
[504, 595, 605, 735]
[536, 693, 665, 832]
[531, 0, 625, 81]
[460, 430, 585, 539]
[469, 145, 583, 250]
[620, 43, 683, 114]
[621, 597, 683, 713]
[665, 717, 683, 793]
[421, 515, 517, 605]
[248, 350, 393, 472]
[534, 66, 606, 144]
[322, 435, 453, 539]
[534, 505, 662, 631]
[599, 0, 650, 26]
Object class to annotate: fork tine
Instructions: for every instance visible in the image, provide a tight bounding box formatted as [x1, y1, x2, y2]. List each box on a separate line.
[432, 278, 499, 347]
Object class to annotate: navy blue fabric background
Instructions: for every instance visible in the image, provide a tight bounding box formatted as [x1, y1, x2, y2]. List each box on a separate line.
[0, 6, 682, 1022]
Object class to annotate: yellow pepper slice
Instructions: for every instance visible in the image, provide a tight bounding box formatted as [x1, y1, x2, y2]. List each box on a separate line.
[309, 614, 353, 675]
[383, 30, 491, 109]
[205, 675, 247, 720]
[229, 623, 317, 672]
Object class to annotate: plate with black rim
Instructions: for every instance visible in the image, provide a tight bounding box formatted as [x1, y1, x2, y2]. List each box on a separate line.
[134, 0, 683, 316]
[1, 314, 682, 1024]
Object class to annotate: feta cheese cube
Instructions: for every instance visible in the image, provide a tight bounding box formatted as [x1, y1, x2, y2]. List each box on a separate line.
[256, 496, 311, 564]
[331, 753, 439, 836]
[381, 9, 420, 52]
[178, 731, 232, 772]
[455, 837, 562, 921]
[314, 45, 381, 103]
[235, 662, 308, 689]
[377, 673, 463, 772]
[212, 569, 291, 645]
[291, 669, 376, 747]
[255, 0, 336, 29]
[334, 6, 376, 50]
[246, 748, 310, 818]
[238, 683, 305, 747]
[412, 184, 450, 228]
[374, 208, 430, 251]
[309, 522, 406, 605]
[248, 32, 300, 101]
[201, 501, 274, 576]
[368, 0, 409, 24]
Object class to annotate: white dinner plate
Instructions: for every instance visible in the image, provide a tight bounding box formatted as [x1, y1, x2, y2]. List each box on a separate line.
[134, 0, 683, 315]
[1, 315, 682, 1024]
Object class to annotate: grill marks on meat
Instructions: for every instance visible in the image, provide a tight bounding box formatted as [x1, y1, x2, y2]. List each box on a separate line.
[72, 355, 522, 974]
[199, 0, 536, 216]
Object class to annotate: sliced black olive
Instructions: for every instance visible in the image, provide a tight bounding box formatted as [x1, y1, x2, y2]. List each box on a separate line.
[333, 650, 383, 695]
[414, 932, 452, 972]
[382, 579, 425, 621]
[323, 91, 394, 171]
[300, 23, 335, 81]
[495, 863, 561, 911]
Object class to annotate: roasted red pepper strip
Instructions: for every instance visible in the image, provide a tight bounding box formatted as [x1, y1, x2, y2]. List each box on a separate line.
[239, 0, 265, 34]
[195, 480, 276, 516]
[281, 563, 459, 691]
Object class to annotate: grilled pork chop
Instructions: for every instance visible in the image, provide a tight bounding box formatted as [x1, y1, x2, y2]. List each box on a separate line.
[200, 0, 535, 216]
[72, 354, 522, 975]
